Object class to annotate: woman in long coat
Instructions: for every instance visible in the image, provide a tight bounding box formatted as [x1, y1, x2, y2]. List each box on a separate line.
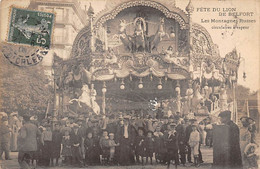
[240, 118, 251, 168]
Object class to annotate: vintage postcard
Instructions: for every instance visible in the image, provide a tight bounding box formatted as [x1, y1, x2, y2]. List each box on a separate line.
[0, 0, 259, 169]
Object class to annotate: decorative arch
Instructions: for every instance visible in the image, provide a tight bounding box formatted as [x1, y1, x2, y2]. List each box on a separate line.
[94, 0, 189, 30]
[192, 23, 214, 54]
[70, 26, 91, 58]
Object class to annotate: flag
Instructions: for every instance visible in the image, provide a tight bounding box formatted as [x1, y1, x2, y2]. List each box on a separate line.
[241, 99, 249, 117]
[45, 101, 50, 119]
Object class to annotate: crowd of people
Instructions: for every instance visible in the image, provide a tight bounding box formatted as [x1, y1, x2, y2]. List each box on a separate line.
[0, 110, 258, 169]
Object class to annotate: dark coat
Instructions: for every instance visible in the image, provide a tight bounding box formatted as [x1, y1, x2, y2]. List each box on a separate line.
[116, 124, 135, 144]
[227, 120, 243, 169]
[134, 135, 145, 156]
[70, 130, 82, 145]
[164, 132, 179, 161]
[18, 122, 41, 151]
[61, 136, 72, 156]
[0, 124, 11, 143]
[164, 132, 179, 151]
[185, 125, 192, 143]
[52, 130, 62, 158]
[84, 138, 97, 164]
[143, 137, 154, 157]
[116, 124, 136, 165]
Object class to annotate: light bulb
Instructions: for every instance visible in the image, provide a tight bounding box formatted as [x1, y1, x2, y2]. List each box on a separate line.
[170, 32, 175, 38]
[120, 85, 125, 90]
[158, 84, 162, 90]
[175, 87, 180, 92]
[138, 83, 143, 89]
[204, 86, 208, 90]
[102, 88, 107, 93]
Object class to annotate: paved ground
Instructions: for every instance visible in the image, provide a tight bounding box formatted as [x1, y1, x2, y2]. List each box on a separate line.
[2, 136, 259, 169]
[0, 145, 213, 169]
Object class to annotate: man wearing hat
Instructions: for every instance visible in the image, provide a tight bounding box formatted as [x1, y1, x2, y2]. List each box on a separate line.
[176, 117, 187, 166]
[70, 123, 84, 167]
[42, 124, 52, 166]
[247, 117, 257, 144]
[185, 118, 197, 163]
[0, 116, 12, 160]
[218, 110, 243, 169]
[9, 112, 20, 152]
[17, 114, 41, 168]
[116, 115, 135, 165]
[164, 122, 179, 169]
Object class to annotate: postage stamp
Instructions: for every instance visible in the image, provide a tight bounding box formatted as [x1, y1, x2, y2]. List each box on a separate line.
[7, 7, 54, 49]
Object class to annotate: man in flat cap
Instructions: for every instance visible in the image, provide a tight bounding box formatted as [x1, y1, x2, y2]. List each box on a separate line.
[218, 110, 243, 169]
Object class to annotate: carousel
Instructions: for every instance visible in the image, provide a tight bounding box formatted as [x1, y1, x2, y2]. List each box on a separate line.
[53, 0, 241, 121]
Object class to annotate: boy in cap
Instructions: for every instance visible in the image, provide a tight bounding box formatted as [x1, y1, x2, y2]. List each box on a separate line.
[143, 130, 154, 165]
[108, 133, 119, 164]
[189, 124, 200, 167]
[61, 129, 72, 165]
[153, 125, 165, 164]
[134, 127, 145, 164]
[99, 130, 110, 165]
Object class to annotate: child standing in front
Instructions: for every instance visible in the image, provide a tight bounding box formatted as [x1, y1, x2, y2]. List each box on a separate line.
[84, 132, 95, 166]
[134, 127, 145, 165]
[189, 124, 200, 167]
[143, 131, 154, 165]
[107, 133, 119, 164]
[244, 143, 259, 169]
[61, 130, 72, 166]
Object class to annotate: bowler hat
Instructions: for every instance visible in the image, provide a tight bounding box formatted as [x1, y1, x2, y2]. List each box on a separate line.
[124, 115, 131, 120]
[109, 133, 114, 136]
[191, 124, 197, 127]
[170, 122, 177, 126]
[219, 110, 231, 118]
[138, 127, 145, 132]
[189, 118, 197, 122]
[72, 123, 79, 128]
[10, 112, 18, 116]
[240, 116, 248, 121]
[247, 117, 255, 121]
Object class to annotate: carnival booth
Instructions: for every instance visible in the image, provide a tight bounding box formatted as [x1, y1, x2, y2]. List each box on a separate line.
[54, 0, 241, 121]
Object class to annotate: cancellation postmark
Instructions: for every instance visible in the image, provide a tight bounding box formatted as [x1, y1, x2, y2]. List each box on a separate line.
[8, 7, 54, 49]
[1, 43, 48, 67]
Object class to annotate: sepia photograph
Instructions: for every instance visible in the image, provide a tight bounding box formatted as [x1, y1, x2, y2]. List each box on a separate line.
[0, 0, 259, 168]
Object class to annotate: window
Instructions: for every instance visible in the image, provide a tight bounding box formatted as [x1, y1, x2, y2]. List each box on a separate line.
[54, 28, 63, 43]
[55, 8, 64, 22]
